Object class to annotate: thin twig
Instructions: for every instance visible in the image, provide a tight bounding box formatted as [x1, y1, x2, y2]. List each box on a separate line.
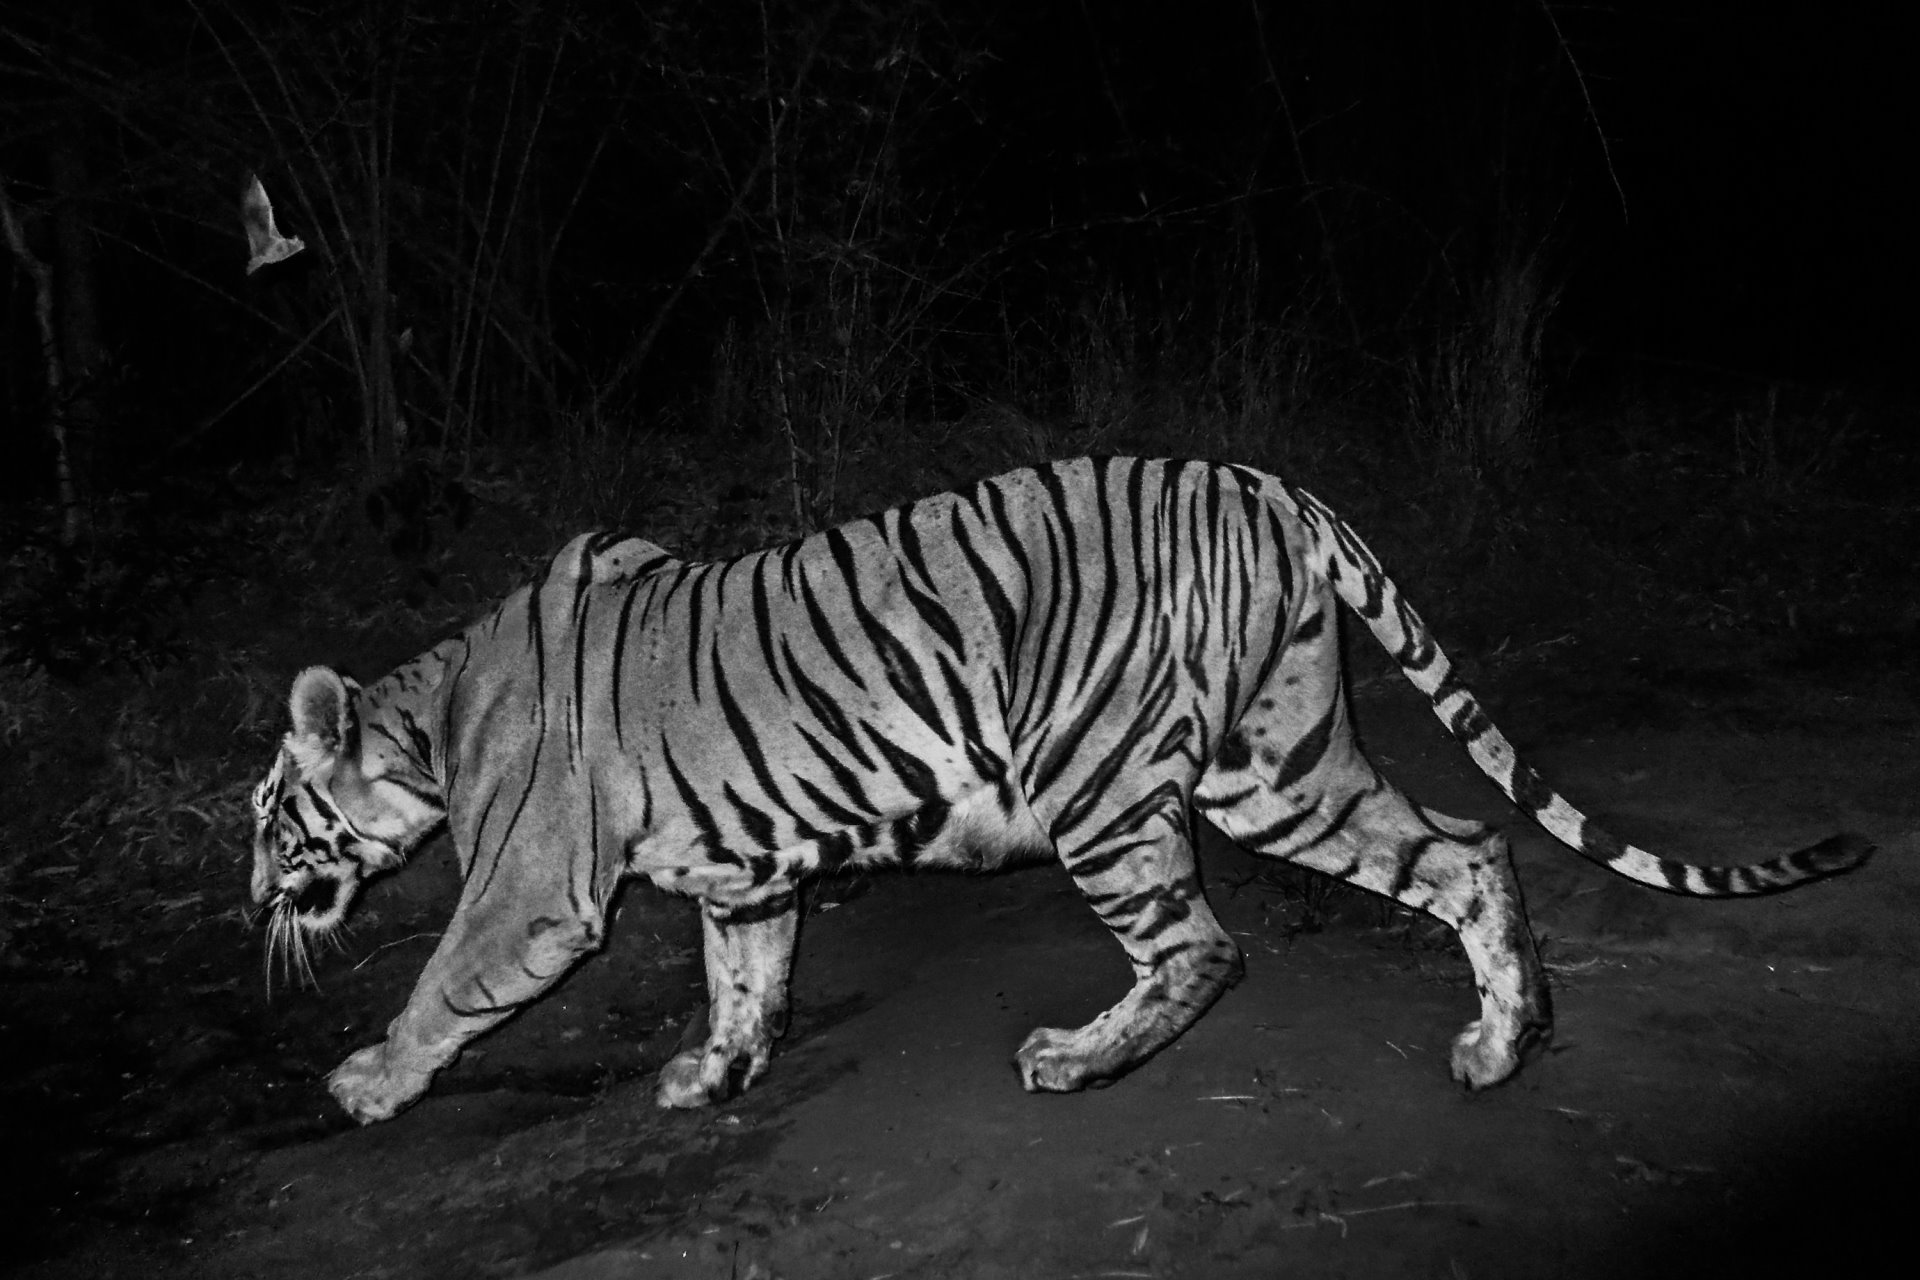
[352, 931, 443, 971]
[1535, 0, 1628, 222]
[171, 305, 343, 455]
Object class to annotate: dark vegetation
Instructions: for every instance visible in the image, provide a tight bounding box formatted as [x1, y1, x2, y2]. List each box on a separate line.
[0, 1, 1913, 1270]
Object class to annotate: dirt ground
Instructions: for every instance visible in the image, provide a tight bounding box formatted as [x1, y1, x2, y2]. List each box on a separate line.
[6, 651, 1917, 1280]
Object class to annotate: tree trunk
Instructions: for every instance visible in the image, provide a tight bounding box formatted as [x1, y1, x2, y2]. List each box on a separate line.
[0, 176, 83, 545]
[49, 134, 104, 487]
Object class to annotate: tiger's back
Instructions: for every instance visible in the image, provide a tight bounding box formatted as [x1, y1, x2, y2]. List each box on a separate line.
[568, 459, 1297, 892]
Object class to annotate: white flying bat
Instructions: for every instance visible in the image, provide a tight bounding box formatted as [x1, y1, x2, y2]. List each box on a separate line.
[243, 174, 305, 274]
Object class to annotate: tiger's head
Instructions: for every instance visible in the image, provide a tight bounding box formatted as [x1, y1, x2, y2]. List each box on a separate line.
[250, 666, 445, 986]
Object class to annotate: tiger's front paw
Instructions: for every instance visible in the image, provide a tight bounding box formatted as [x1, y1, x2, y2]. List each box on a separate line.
[653, 1037, 774, 1109]
[327, 1042, 437, 1125]
[1014, 1026, 1109, 1093]
[655, 1048, 719, 1109]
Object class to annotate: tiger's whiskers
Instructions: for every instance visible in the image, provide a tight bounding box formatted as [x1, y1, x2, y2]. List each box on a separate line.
[263, 898, 322, 996]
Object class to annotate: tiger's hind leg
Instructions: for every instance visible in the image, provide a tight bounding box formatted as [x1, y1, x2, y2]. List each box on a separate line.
[1197, 659, 1551, 1089]
[1016, 797, 1244, 1093]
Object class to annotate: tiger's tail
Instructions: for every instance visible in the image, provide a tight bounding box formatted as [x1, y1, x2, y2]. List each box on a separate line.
[1285, 484, 1874, 897]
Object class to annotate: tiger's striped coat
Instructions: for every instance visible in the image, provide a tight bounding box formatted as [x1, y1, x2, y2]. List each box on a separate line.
[249, 458, 1871, 1123]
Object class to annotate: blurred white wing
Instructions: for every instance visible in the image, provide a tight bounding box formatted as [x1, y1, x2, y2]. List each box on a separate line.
[242, 174, 305, 274]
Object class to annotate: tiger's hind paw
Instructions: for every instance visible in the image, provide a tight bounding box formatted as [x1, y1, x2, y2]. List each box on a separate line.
[1015, 1026, 1118, 1093]
[1448, 1015, 1548, 1090]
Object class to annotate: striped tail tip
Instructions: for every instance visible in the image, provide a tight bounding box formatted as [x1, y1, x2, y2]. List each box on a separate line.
[1667, 831, 1876, 897]
[1783, 831, 1877, 880]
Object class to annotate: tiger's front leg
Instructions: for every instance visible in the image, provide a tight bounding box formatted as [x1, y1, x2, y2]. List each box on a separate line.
[329, 886, 605, 1124]
[656, 891, 799, 1108]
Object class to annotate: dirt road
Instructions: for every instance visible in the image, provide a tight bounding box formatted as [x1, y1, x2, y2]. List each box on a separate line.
[12, 666, 1917, 1279]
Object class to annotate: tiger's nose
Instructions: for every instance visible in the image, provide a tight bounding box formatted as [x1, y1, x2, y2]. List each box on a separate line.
[249, 852, 274, 905]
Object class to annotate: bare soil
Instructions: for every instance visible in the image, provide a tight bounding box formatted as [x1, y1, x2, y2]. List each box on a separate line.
[6, 653, 1917, 1280]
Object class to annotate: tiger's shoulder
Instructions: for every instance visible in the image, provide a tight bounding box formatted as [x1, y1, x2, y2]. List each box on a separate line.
[548, 531, 681, 583]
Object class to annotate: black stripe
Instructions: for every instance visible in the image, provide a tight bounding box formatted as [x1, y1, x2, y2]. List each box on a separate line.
[1015, 506, 1072, 736]
[685, 567, 708, 704]
[951, 508, 1016, 666]
[399, 711, 434, 773]
[439, 642, 476, 796]
[571, 588, 592, 762]
[825, 526, 953, 744]
[636, 762, 652, 832]
[466, 781, 503, 873]
[751, 558, 790, 699]
[609, 577, 644, 749]
[1063, 780, 1184, 866]
[795, 564, 868, 691]
[892, 802, 950, 864]
[712, 646, 794, 826]
[1295, 787, 1373, 853]
[710, 890, 798, 925]
[1148, 715, 1196, 767]
[1230, 496, 1254, 656]
[583, 530, 625, 558]
[444, 988, 522, 1019]
[980, 479, 1036, 658]
[817, 829, 857, 873]
[1447, 697, 1495, 745]
[662, 740, 732, 863]
[1193, 783, 1257, 812]
[526, 564, 550, 736]
[1071, 836, 1157, 882]
[1269, 699, 1337, 794]
[1388, 835, 1441, 899]
[1078, 460, 1121, 702]
[897, 511, 968, 662]
[794, 770, 867, 827]
[794, 722, 878, 816]
[375, 774, 443, 811]
[785, 641, 879, 772]
[937, 650, 1006, 784]
[578, 774, 602, 921]
[1033, 465, 1084, 722]
[1031, 615, 1152, 805]
[1133, 892, 1194, 942]
[1049, 626, 1175, 833]
[1508, 762, 1555, 818]
[569, 539, 595, 621]
[861, 723, 942, 807]
[1697, 865, 1735, 895]
[1182, 469, 1212, 692]
[722, 781, 778, 853]
[303, 785, 338, 825]
[1232, 803, 1317, 850]
[1393, 591, 1436, 670]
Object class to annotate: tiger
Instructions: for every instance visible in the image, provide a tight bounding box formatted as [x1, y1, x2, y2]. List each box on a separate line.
[248, 456, 1873, 1125]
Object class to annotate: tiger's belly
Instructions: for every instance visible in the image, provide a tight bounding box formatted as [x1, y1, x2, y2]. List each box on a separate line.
[634, 781, 1054, 905]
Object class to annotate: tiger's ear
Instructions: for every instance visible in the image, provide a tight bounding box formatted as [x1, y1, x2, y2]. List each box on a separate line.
[286, 666, 361, 779]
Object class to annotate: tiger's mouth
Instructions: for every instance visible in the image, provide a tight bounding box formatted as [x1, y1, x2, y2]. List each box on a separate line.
[291, 877, 342, 919]
[259, 870, 362, 992]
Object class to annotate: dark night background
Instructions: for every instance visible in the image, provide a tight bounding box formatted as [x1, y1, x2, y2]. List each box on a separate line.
[1, 1, 1915, 1275]
[1, 0, 1912, 502]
